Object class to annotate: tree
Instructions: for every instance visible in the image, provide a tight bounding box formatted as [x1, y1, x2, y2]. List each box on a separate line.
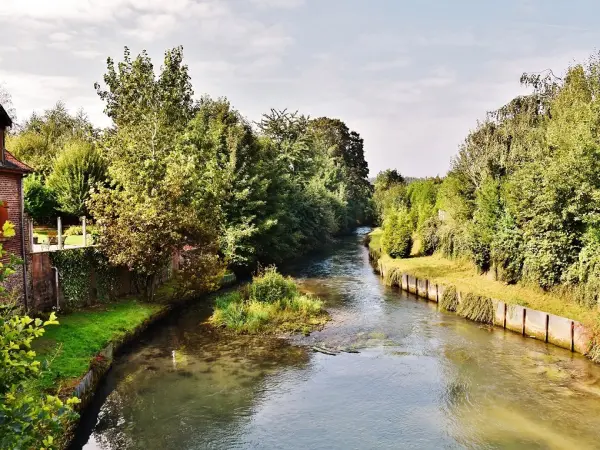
[178, 97, 273, 270]
[47, 140, 107, 217]
[8, 103, 96, 176]
[23, 174, 58, 224]
[90, 47, 222, 298]
[382, 208, 413, 258]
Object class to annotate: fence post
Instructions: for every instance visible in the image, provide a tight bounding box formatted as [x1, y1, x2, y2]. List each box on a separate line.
[57, 217, 63, 250]
[29, 218, 34, 250]
[82, 216, 87, 247]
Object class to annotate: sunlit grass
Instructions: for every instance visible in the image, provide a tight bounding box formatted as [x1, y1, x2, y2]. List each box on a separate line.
[33, 300, 163, 392]
[369, 228, 595, 324]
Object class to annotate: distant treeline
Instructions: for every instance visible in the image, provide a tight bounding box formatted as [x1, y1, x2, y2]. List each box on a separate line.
[374, 52, 600, 309]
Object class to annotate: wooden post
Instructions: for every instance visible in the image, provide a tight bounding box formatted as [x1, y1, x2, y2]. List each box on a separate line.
[82, 216, 87, 247]
[57, 217, 63, 250]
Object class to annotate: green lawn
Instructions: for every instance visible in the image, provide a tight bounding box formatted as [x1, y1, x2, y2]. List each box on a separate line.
[33, 300, 163, 392]
[33, 230, 92, 246]
[370, 228, 596, 324]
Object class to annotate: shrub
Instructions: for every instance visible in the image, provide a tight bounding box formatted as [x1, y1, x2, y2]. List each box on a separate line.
[249, 266, 298, 303]
[24, 174, 58, 224]
[440, 286, 458, 312]
[382, 208, 413, 259]
[457, 293, 494, 324]
[419, 216, 441, 256]
[210, 268, 326, 334]
[0, 308, 80, 449]
[64, 225, 100, 237]
[47, 140, 107, 217]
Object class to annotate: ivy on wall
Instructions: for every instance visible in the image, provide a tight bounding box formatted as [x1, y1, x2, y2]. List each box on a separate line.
[49, 248, 124, 309]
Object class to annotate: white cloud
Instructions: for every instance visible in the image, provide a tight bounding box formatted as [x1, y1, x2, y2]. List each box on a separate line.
[363, 59, 411, 72]
[249, 0, 305, 8]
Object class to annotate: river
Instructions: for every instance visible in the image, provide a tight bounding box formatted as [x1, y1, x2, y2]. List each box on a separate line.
[72, 228, 600, 449]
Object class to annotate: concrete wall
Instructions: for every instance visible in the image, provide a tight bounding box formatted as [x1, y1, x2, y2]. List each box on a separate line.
[417, 278, 428, 297]
[547, 314, 573, 351]
[524, 308, 548, 342]
[401, 274, 408, 291]
[407, 275, 417, 294]
[372, 258, 594, 358]
[505, 304, 525, 335]
[492, 299, 506, 328]
[427, 282, 438, 302]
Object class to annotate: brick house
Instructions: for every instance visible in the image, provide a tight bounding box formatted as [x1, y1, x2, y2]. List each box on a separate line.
[0, 104, 33, 306]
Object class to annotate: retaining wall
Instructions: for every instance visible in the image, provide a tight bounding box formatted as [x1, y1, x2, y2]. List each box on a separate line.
[371, 258, 593, 358]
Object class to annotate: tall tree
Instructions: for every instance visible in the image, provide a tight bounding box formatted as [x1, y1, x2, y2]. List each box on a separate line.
[90, 47, 221, 298]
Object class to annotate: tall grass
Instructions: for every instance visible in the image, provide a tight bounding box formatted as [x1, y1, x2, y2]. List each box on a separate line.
[440, 286, 458, 312]
[210, 267, 327, 334]
[457, 293, 494, 324]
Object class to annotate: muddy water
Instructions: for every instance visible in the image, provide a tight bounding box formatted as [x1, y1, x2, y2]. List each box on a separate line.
[73, 228, 600, 449]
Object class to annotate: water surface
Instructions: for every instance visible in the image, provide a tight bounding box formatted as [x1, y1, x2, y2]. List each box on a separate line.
[74, 228, 600, 449]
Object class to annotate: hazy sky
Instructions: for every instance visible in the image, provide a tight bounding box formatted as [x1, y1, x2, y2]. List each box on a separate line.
[1, 0, 598, 177]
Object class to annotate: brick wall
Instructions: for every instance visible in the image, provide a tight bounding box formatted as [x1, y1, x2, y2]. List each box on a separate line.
[0, 171, 30, 303]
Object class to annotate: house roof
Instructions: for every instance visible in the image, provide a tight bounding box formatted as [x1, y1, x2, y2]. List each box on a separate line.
[1, 151, 33, 174]
[0, 105, 12, 128]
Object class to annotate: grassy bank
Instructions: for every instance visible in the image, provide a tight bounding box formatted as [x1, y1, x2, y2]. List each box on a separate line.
[33, 300, 163, 392]
[209, 268, 329, 335]
[369, 228, 595, 324]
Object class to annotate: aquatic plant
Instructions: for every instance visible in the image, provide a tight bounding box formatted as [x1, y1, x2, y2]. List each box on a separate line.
[440, 285, 459, 312]
[457, 293, 494, 324]
[210, 268, 328, 334]
[249, 266, 298, 304]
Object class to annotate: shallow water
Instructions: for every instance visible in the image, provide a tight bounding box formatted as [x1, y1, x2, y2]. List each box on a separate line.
[73, 228, 600, 449]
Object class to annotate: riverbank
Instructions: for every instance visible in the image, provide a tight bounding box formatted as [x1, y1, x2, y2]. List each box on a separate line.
[369, 228, 595, 324]
[369, 228, 597, 358]
[30, 275, 237, 449]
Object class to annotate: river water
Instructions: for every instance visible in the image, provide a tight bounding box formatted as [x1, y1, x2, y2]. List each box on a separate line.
[73, 228, 600, 450]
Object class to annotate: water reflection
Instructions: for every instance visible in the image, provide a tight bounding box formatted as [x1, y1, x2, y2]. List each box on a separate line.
[76, 228, 600, 449]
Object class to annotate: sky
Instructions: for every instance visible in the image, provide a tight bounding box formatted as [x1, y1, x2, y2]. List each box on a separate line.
[0, 0, 598, 177]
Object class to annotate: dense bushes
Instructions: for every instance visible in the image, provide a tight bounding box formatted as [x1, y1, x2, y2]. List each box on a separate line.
[373, 51, 600, 313]
[210, 267, 327, 334]
[23, 174, 58, 224]
[382, 209, 412, 258]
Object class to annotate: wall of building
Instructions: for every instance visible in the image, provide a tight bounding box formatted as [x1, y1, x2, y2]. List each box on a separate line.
[0, 171, 30, 303]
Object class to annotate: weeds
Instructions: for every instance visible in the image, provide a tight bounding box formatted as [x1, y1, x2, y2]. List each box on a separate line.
[457, 293, 494, 324]
[440, 286, 459, 312]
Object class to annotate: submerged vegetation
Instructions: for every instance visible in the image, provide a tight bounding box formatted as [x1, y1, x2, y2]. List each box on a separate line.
[210, 267, 328, 335]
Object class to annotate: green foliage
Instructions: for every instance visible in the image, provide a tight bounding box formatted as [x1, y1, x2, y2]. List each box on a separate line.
[0, 226, 79, 449]
[440, 286, 458, 312]
[456, 293, 494, 324]
[90, 47, 222, 299]
[50, 248, 122, 308]
[63, 224, 99, 237]
[248, 266, 298, 303]
[382, 208, 413, 259]
[24, 174, 59, 224]
[8, 102, 96, 176]
[419, 216, 441, 256]
[0, 310, 80, 450]
[407, 178, 440, 232]
[47, 140, 107, 217]
[210, 268, 326, 334]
